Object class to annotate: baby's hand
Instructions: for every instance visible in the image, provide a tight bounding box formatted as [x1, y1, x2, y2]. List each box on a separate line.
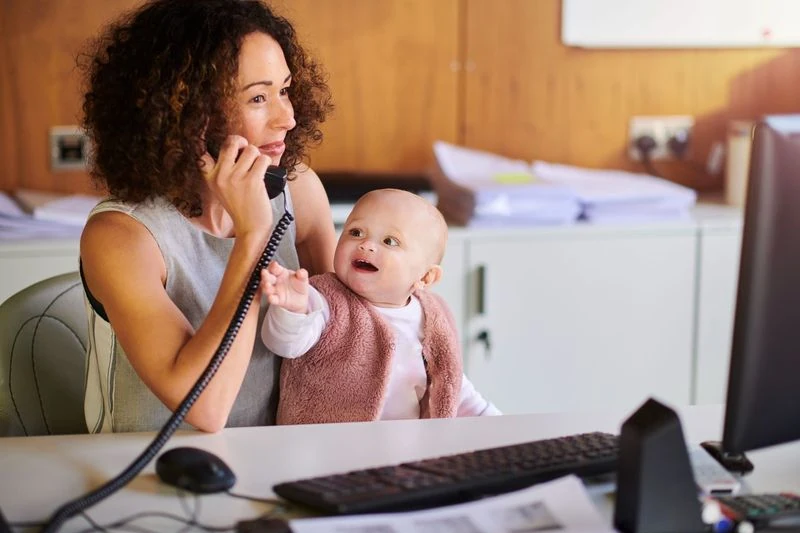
[261, 261, 309, 314]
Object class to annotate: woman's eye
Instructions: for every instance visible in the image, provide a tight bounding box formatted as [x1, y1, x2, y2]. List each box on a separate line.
[251, 95, 266, 104]
[280, 87, 290, 96]
[383, 237, 399, 246]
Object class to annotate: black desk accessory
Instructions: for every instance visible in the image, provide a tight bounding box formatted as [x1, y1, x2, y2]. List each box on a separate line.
[155, 446, 236, 494]
[0, 506, 10, 533]
[236, 517, 293, 533]
[700, 440, 755, 475]
[613, 398, 705, 533]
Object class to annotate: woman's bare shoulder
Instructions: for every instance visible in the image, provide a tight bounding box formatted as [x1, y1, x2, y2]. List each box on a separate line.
[80, 210, 166, 293]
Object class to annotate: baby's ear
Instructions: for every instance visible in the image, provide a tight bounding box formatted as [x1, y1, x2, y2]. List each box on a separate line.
[416, 265, 443, 291]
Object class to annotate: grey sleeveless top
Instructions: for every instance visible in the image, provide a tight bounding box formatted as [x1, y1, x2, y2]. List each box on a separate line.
[83, 193, 299, 433]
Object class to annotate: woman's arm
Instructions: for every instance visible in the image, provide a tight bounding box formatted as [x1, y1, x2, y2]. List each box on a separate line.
[81, 211, 271, 432]
[288, 165, 336, 275]
[81, 137, 278, 433]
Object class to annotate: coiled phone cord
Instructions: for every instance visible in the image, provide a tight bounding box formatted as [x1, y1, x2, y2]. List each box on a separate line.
[40, 205, 295, 533]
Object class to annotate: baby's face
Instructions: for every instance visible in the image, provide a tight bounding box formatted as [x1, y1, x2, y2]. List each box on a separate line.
[334, 191, 442, 308]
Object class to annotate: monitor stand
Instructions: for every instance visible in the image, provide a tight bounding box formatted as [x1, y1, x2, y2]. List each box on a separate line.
[701, 441, 755, 474]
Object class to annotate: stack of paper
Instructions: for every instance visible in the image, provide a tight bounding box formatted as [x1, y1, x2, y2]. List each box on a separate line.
[531, 161, 697, 223]
[433, 141, 697, 226]
[32, 193, 102, 226]
[433, 142, 581, 226]
[0, 192, 84, 239]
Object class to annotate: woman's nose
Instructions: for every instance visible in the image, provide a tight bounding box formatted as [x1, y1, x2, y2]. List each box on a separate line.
[270, 98, 296, 131]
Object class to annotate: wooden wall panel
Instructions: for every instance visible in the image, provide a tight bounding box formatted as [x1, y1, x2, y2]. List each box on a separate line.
[2, 0, 800, 194]
[270, 0, 461, 174]
[2, 0, 141, 195]
[463, 0, 800, 190]
[0, 4, 19, 193]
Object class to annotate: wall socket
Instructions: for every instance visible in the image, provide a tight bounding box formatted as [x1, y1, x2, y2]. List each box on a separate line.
[50, 125, 90, 171]
[628, 115, 694, 161]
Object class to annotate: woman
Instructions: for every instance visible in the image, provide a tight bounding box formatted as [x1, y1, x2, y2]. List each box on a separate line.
[78, 0, 336, 433]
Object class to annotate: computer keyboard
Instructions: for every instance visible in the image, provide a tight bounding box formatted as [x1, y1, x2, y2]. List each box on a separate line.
[272, 431, 619, 515]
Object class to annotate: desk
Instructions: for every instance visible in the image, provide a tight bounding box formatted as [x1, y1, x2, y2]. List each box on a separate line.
[1, 404, 799, 532]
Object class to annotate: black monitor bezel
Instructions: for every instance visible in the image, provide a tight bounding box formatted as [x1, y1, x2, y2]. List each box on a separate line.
[722, 115, 800, 454]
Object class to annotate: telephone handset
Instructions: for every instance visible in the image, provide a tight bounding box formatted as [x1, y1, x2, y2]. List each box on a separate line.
[207, 141, 287, 200]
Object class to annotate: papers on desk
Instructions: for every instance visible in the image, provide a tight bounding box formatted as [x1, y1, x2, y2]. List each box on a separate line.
[289, 475, 614, 533]
[433, 141, 697, 225]
[433, 142, 581, 226]
[0, 191, 88, 239]
[32, 193, 101, 226]
[531, 161, 697, 224]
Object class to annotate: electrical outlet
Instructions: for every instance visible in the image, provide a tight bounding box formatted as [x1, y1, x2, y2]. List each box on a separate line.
[50, 125, 90, 171]
[628, 115, 694, 161]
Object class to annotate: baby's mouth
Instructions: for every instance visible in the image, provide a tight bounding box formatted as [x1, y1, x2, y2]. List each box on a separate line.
[352, 259, 379, 272]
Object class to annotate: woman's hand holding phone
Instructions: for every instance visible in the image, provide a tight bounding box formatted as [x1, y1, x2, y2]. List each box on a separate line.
[200, 135, 274, 237]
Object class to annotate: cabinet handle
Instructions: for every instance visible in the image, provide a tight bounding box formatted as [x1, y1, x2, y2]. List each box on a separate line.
[476, 264, 486, 315]
[476, 329, 492, 359]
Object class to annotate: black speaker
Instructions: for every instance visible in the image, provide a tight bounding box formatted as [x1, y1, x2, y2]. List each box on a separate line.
[613, 398, 705, 533]
[0, 506, 10, 533]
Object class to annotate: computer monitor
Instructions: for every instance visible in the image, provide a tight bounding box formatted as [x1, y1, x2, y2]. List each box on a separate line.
[722, 114, 800, 454]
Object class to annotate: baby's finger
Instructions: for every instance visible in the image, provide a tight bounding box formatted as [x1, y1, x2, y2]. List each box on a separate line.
[268, 261, 284, 276]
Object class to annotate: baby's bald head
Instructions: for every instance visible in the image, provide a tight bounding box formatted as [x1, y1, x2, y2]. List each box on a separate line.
[353, 188, 448, 264]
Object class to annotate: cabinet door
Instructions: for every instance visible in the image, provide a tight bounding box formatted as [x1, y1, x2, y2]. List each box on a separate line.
[694, 228, 742, 404]
[272, 0, 460, 173]
[0, 242, 80, 304]
[465, 230, 697, 415]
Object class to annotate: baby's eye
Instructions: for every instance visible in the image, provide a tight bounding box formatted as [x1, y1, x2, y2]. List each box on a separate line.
[348, 228, 364, 238]
[383, 236, 399, 246]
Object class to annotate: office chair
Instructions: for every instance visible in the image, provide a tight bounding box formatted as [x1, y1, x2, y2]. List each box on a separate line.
[0, 272, 88, 436]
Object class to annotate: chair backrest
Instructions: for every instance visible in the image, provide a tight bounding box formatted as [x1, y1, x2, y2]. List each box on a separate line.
[0, 272, 88, 436]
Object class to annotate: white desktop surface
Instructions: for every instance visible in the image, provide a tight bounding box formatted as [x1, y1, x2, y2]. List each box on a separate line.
[1, 404, 799, 531]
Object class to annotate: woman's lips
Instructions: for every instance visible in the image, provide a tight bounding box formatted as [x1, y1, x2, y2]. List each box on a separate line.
[261, 142, 285, 156]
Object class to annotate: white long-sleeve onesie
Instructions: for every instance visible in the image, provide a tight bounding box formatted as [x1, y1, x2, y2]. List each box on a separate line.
[262, 288, 501, 420]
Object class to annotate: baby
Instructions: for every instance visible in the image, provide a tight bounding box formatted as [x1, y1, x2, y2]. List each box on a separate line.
[261, 188, 501, 424]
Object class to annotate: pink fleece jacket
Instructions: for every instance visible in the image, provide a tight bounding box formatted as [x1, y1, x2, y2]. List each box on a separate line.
[277, 272, 463, 425]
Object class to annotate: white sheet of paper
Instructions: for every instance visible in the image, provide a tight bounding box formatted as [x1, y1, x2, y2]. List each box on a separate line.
[0, 192, 26, 218]
[33, 194, 102, 226]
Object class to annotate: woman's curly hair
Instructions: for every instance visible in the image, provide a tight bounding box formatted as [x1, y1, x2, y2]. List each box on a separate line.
[78, 0, 333, 217]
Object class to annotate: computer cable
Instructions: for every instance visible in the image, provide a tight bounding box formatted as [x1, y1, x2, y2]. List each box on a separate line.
[225, 491, 285, 507]
[10, 491, 237, 533]
[177, 487, 201, 532]
[70, 480, 225, 532]
[73, 508, 236, 533]
[39, 187, 294, 533]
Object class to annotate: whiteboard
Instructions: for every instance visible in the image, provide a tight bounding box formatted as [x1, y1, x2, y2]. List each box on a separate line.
[562, 0, 800, 48]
